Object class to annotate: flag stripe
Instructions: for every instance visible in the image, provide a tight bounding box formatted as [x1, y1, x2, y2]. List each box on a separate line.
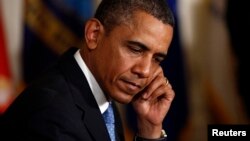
[0, 8, 13, 114]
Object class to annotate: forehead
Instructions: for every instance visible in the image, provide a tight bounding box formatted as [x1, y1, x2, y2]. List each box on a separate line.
[119, 11, 173, 53]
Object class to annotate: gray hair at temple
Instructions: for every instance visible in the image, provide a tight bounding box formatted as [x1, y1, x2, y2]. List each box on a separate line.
[94, 0, 175, 33]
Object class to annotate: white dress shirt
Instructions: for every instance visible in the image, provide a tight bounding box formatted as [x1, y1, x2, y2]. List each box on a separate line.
[74, 49, 109, 114]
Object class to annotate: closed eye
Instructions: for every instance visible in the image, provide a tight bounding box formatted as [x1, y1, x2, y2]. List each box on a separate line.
[129, 45, 144, 54]
[126, 41, 148, 54]
[125, 40, 167, 63]
[154, 56, 165, 64]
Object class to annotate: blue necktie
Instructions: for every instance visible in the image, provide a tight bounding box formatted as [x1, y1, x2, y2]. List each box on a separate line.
[102, 103, 116, 141]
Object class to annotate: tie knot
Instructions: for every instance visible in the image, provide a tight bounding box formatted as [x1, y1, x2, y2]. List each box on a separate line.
[103, 103, 115, 124]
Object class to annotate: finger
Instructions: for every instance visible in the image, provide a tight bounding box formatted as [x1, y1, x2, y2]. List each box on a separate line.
[142, 74, 165, 99]
[163, 78, 174, 101]
[148, 67, 163, 83]
[148, 80, 175, 102]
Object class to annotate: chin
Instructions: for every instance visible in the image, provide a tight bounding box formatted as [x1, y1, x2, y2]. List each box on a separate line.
[112, 93, 134, 104]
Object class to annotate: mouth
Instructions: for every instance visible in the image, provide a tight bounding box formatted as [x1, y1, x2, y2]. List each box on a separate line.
[121, 79, 143, 94]
[125, 80, 141, 88]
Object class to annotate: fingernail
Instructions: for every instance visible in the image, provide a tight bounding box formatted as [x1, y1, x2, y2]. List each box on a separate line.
[143, 92, 148, 99]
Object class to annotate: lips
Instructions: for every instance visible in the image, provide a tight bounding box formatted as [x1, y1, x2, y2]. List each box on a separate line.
[125, 80, 141, 88]
[120, 79, 144, 94]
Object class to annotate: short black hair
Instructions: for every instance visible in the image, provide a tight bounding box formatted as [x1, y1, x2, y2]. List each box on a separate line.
[94, 0, 175, 33]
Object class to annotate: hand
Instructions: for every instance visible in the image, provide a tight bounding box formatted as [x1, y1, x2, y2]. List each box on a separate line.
[132, 67, 175, 139]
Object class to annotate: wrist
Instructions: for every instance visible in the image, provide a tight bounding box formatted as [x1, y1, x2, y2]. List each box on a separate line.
[137, 120, 162, 138]
[134, 129, 167, 141]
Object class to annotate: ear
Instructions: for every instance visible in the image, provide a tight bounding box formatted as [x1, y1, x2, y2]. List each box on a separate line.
[84, 18, 104, 50]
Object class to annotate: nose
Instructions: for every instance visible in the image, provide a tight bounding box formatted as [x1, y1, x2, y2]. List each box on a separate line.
[131, 57, 151, 78]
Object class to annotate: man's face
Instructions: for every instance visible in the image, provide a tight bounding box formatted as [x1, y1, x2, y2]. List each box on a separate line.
[92, 11, 173, 104]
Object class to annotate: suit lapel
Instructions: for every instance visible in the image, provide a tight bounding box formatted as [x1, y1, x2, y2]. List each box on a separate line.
[113, 103, 125, 141]
[58, 48, 111, 141]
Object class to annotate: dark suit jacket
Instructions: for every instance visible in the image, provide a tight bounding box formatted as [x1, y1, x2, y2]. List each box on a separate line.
[0, 48, 125, 141]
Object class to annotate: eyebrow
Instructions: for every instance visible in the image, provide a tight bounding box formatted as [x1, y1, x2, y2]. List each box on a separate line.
[127, 40, 167, 59]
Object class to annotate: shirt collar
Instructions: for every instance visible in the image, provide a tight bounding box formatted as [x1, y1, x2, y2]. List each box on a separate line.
[74, 49, 109, 113]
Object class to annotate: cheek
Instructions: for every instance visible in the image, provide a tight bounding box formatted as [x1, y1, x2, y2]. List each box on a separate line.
[104, 57, 134, 88]
[102, 41, 135, 81]
[106, 60, 128, 80]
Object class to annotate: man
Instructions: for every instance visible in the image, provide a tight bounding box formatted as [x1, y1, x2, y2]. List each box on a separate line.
[0, 0, 175, 140]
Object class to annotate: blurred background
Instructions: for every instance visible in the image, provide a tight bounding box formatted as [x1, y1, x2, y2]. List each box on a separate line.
[0, 0, 249, 141]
